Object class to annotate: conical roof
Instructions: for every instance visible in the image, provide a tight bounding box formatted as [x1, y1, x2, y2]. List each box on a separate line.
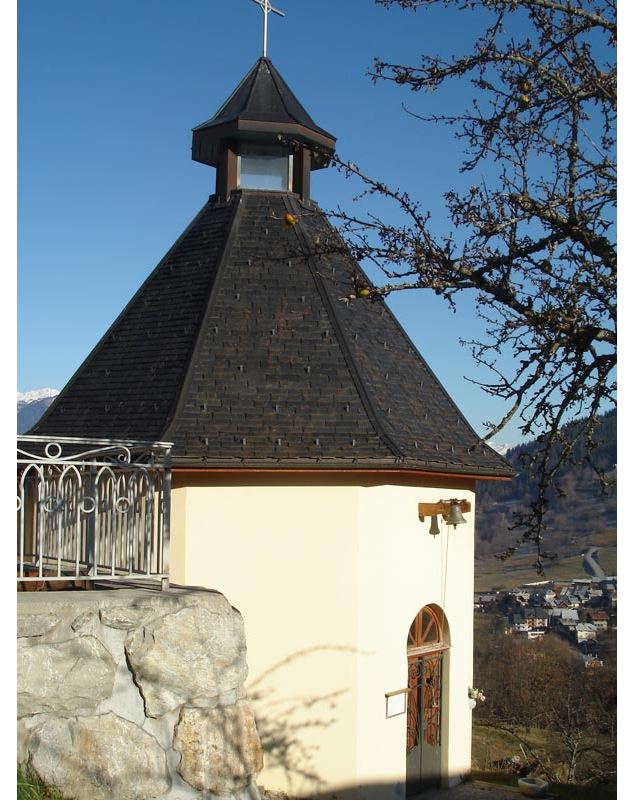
[33, 190, 513, 479]
[192, 58, 336, 168]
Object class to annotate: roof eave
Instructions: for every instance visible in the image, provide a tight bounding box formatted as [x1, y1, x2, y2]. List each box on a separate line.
[192, 120, 336, 169]
[169, 456, 515, 480]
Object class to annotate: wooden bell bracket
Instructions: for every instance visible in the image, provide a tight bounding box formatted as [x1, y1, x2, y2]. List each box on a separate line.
[418, 499, 471, 521]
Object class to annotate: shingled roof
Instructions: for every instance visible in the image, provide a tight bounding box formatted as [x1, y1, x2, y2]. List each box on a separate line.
[33, 188, 513, 479]
[192, 57, 336, 169]
[32, 54, 511, 478]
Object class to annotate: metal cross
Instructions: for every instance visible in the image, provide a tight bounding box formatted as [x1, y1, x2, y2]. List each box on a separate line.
[251, 0, 285, 58]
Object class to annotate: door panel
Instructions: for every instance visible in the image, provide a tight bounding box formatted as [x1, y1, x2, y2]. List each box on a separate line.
[406, 651, 443, 795]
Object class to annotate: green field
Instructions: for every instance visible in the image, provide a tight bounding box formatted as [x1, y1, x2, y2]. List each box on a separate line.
[475, 546, 617, 592]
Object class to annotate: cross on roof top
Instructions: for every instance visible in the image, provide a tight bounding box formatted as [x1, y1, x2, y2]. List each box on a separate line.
[251, 0, 285, 58]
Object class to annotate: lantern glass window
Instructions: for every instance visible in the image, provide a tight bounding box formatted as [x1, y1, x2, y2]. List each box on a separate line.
[238, 146, 292, 191]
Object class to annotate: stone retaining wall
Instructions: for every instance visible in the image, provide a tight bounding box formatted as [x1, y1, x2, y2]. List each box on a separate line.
[18, 587, 263, 800]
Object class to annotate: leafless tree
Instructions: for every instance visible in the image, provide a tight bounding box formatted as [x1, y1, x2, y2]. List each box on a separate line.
[473, 624, 616, 784]
[326, 0, 616, 567]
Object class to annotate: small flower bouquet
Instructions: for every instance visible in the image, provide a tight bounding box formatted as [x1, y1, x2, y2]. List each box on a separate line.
[468, 687, 486, 702]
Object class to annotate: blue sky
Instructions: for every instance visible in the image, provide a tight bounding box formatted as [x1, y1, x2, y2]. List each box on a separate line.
[16, 0, 607, 449]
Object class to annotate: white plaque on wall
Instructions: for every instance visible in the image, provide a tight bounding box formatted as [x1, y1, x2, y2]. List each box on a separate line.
[385, 689, 408, 718]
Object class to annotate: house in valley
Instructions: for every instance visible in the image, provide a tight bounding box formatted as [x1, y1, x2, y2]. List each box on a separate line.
[584, 610, 609, 631]
[574, 623, 598, 644]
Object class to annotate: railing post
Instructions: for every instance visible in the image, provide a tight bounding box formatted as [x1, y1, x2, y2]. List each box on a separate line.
[36, 468, 44, 579]
[161, 447, 172, 591]
[86, 465, 97, 577]
[18, 472, 27, 580]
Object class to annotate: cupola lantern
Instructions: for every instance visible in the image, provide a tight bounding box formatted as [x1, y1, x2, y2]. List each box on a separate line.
[192, 57, 336, 203]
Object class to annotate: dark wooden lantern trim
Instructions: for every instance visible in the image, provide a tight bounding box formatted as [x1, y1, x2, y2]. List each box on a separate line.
[292, 146, 312, 202]
[214, 140, 239, 202]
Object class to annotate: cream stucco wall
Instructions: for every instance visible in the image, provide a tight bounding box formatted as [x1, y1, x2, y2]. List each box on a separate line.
[169, 475, 475, 799]
[354, 485, 474, 793]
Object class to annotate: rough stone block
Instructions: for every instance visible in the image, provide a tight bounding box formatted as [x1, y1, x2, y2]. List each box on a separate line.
[17, 719, 29, 765]
[125, 604, 247, 717]
[18, 635, 115, 717]
[99, 605, 158, 630]
[71, 609, 98, 632]
[17, 613, 59, 638]
[174, 701, 263, 794]
[28, 714, 170, 800]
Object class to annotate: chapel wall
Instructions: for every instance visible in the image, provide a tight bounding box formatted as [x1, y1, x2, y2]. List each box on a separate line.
[171, 482, 361, 797]
[170, 479, 476, 799]
[354, 484, 476, 791]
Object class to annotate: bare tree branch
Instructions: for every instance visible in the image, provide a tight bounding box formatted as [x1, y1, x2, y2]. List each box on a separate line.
[319, 0, 616, 562]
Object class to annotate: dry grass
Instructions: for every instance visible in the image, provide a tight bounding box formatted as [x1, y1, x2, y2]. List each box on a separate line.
[470, 771, 616, 799]
[474, 546, 617, 592]
[472, 723, 616, 794]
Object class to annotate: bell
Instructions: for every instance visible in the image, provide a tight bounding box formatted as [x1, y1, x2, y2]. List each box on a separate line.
[429, 514, 441, 537]
[444, 500, 467, 528]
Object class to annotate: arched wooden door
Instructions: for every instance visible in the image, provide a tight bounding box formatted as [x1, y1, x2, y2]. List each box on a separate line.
[406, 606, 448, 795]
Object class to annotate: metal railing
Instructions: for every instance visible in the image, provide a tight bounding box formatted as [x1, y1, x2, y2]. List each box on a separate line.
[17, 436, 172, 589]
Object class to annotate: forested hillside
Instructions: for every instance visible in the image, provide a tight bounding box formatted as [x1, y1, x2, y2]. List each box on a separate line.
[476, 410, 616, 559]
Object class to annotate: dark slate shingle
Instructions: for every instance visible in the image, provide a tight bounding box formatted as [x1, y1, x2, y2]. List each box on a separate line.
[32, 201, 236, 441]
[34, 189, 513, 479]
[193, 57, 335, 143]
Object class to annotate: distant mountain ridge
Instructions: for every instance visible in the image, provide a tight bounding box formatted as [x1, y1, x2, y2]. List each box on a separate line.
[18, 388, 59, 404]
[17, 389, 59, 434]
[475, 409, 616, 559]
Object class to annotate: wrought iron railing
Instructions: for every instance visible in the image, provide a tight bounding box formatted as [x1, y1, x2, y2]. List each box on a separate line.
[17, 436, 172, 589]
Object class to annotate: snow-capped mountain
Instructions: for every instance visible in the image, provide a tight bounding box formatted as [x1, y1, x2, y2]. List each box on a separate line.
[489, 442, 512, 456]
[17, 388, 59, 405]
[17, 388, 59, 434]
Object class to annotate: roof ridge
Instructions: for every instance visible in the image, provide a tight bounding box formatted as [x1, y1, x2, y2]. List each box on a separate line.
[242, 58, 264, 118]
[360, 278, 511, 467]
[264, 58, 303, 126]
[284, 194, 404, 461]
[29, 201, 222, 437]
[193, 58, 265, 131]
[292, 199, 511, 474]
[162, 193, 245, 443]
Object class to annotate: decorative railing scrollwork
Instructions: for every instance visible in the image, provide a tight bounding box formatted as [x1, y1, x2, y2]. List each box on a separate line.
[17, 436, 172, 588]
